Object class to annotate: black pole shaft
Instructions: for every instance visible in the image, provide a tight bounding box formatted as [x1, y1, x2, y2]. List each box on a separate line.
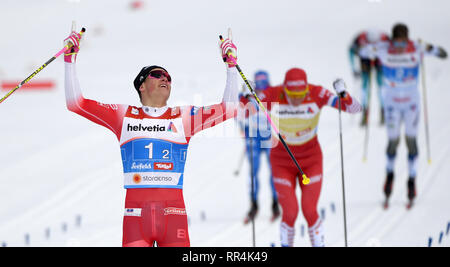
[249, 137, 256, 247]
[277, 133, 303, 174]
[0, 57, 56, 104]
[338, 96, 348, 247]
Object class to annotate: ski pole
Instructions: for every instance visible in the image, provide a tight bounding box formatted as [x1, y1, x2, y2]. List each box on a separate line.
[234, 148, 246, 176]
[219, 34, 310, 185]
[0, 28, 85, 104]
[249, 137, 256, 247]
[362, 60, 374, 162]
[337, 94, 348, 247]
[362, 120, 370, 162]
[419, 40, 432, 164]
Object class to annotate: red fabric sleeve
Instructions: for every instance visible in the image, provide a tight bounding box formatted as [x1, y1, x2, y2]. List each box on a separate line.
[182, 102, 238, 138]
[67, 96, 127, 140]
[311, 85, 362, 113]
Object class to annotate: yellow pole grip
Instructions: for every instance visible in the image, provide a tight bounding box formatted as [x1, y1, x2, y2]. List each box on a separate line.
[302, 174, 310, 185]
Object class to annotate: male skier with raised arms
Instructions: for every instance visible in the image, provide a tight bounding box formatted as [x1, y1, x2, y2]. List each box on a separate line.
[63, 26, 239, 247]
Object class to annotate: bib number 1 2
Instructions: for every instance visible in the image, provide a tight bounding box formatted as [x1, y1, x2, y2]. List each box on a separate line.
[145, 142, 170, 159]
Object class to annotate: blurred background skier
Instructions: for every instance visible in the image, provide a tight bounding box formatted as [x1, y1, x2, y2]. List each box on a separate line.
[349, 29, 389, 126]
[238, 70, 280, 224]
[241, 67, 362, 246]
[359, 23, 447, 209]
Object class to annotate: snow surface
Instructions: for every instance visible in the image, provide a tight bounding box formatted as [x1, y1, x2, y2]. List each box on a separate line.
[0, 0, 449, 247]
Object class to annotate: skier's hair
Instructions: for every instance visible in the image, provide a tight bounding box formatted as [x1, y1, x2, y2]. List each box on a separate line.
[392, 23, 408, 39]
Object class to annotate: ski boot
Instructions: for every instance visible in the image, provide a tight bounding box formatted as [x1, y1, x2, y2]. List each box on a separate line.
[406, 178, 416, 210]
[244, 201, 258, 224]
[383, 172, 394, 209]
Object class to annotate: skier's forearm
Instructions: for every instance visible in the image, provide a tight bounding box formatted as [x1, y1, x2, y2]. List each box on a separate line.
[340, 93, 362, 113]
[222, 67, 239, 103]
[64, 62, 85, 112]
[329, 93, 362, 114]
[422, 42, 447, 59]
[431, 46, 448, 59]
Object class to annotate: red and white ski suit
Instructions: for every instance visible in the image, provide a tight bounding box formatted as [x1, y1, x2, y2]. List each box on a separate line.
[255, 84, 361, 246]
[65, 62, 238, 246]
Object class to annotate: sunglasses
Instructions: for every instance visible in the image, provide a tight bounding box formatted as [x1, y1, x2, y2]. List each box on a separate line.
[285, 86, 309, 98]
[148, 70, 172, 82]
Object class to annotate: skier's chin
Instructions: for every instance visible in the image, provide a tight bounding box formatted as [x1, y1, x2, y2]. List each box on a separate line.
[289, 97, 305, 106]
[156, 87, 171, 99]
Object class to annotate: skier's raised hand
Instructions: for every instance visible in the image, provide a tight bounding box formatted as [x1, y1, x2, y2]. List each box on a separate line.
[219, 28, 237, 68]
[63, 22, 85, 63]
[333, 78, 347, 98]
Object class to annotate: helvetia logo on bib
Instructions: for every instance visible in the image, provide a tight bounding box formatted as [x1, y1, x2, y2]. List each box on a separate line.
[127, 122, 177, 133]
[127, 124, 166, 132]
[167, 121, 178, 133]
